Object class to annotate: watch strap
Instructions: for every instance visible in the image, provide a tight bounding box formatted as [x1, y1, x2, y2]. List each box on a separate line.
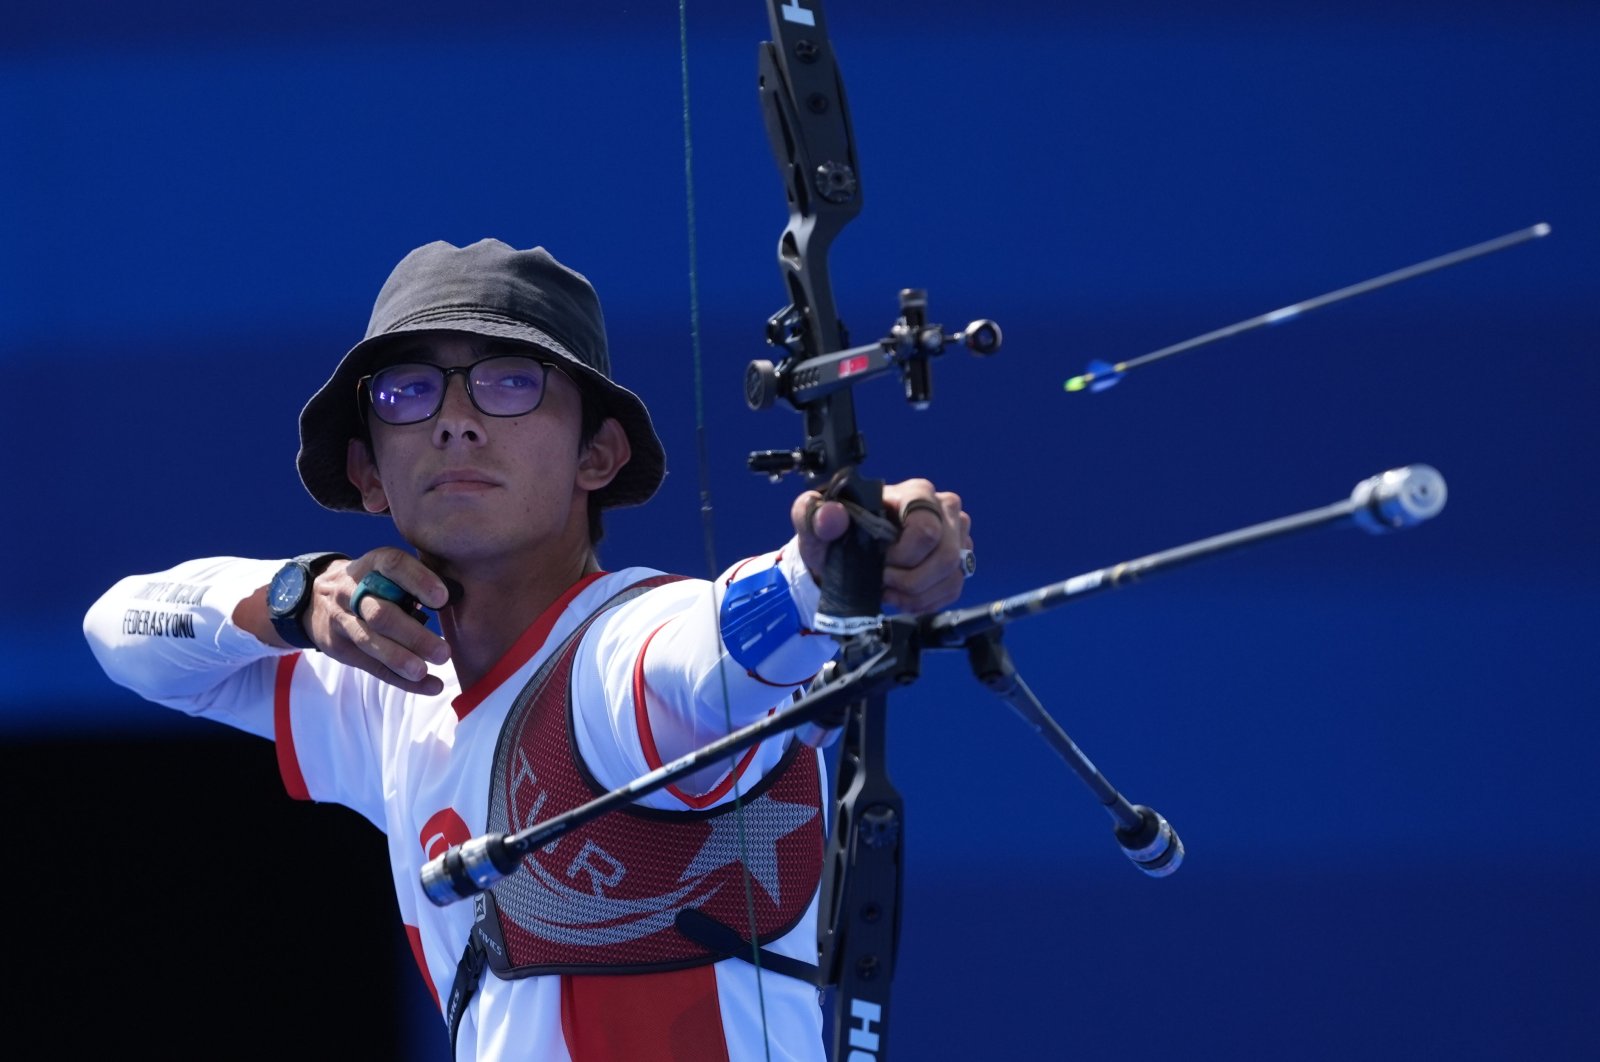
[269, 552, 348, 650]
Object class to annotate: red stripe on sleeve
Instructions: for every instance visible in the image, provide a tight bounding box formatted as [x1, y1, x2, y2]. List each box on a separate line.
[560, 969, 730, 1062]
[722, 555, 760, 586]
[633, 622, 764, 811]
[273, 654, 310, 801]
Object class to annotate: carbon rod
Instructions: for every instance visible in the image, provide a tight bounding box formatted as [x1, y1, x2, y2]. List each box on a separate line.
[926, 464, 1446, 647]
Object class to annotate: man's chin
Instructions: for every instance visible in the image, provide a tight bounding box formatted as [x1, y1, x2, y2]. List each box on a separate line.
[394, 513, 503, 560]
[392, 495, 576, 563]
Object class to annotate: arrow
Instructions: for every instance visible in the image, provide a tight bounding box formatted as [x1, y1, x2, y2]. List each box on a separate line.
[1065, 222, 1551, 394]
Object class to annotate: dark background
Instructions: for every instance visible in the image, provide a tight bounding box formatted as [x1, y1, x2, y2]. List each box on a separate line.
[4, 2, 1595, 1059]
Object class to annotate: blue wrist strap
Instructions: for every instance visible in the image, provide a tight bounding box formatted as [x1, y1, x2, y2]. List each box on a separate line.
[719, 565, 804, 673]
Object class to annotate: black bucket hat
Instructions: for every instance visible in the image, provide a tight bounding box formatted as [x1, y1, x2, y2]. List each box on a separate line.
[297, 239, 666, 513]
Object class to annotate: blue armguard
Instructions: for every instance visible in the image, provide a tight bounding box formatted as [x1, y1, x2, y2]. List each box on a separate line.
[719, 565, 804, 673]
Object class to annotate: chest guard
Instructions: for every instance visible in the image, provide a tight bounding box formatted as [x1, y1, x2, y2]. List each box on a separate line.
[476, 576, 824, 978]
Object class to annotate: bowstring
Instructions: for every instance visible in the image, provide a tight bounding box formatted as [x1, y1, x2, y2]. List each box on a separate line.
[678, 4, 774, 1058]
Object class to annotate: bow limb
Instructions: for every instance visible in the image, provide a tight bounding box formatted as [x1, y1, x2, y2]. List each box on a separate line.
[755, 2, 908, 1058]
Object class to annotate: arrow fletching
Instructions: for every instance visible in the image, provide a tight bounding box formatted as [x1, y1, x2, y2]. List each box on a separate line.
[1065, 359, 1125, 393]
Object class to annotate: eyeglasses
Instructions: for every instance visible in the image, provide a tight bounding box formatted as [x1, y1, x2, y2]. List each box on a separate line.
[359, 356, 554, 425]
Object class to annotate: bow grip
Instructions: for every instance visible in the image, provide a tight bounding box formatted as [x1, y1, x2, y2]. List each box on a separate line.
[812, 476, 888, 636]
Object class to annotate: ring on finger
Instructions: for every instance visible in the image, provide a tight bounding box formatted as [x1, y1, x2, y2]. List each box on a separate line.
[959, 548, 977, 578]
[898, 497, 945, 527]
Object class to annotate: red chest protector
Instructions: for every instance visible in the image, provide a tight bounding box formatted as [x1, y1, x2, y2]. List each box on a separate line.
[471, 576, 825, 979]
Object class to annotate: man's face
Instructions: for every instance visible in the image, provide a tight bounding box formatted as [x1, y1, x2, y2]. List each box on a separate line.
[344, 331, 624, 566]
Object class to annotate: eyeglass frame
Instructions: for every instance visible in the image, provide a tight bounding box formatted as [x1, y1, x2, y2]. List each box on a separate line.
[355, 355, 559, 427]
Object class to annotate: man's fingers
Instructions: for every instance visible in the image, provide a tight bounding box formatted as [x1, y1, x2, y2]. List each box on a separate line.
[332, 608, 444, 692]
[878, 484, 972, 614]
[881, 555, 962, 607]
[794, 480, 974, 614]
[883, 569, 965, 615]
[355, 549, 450, 611]
[793, 493, 849, 542]
[890, 507, 944, 562]
[298, 549, 449, 694]
[368, 597, 451, 666]
[348, 583, 451, 666]
[895, 496, 945, 529]
[311, 549, 449, 687]
[885, 488, 962, 565]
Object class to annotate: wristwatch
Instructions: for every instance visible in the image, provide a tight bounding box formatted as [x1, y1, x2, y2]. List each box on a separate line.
[266, 552, 349, 649]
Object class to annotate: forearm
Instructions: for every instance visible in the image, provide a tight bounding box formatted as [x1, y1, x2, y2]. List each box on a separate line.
[640, 540, 837, 755]
[83, 556, 292, 737]
[231, 581, 296, 649]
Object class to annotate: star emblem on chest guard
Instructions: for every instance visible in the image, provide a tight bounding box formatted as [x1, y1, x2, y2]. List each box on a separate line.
[677, 793, 819, 904]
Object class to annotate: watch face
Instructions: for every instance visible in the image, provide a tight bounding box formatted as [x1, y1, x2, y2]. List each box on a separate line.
[269, 564, 308, 615]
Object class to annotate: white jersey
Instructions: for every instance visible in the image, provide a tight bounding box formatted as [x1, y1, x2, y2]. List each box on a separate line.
[84, 547, 838, 1062]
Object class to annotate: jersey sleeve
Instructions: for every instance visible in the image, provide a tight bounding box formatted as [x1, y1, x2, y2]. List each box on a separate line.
[571, 544, 838, 811]
[83, 556, 394, 828]
[269, 650, 400, 829]
[83, 556, 294, 739]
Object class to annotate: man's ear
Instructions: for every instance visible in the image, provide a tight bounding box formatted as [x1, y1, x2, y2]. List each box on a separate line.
[347, 437, 391, 514]
[576, 418, 630, 493]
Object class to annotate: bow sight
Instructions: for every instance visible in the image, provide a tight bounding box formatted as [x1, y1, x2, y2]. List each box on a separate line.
[745, 286, 1002, 461]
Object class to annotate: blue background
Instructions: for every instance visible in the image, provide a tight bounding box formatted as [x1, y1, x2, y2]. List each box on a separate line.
[3, 2, 1595, 1059]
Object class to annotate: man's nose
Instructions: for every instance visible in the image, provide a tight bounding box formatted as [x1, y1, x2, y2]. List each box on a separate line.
[432, 372, 484, 443]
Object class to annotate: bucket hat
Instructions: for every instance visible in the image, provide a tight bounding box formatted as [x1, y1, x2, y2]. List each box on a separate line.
[296, 238, 665, 512]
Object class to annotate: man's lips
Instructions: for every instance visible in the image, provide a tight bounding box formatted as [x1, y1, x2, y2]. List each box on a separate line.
[426, 470, 502, 493]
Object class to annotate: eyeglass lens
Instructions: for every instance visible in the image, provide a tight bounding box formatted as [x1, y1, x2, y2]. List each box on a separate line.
[368, 357, 549, 424]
